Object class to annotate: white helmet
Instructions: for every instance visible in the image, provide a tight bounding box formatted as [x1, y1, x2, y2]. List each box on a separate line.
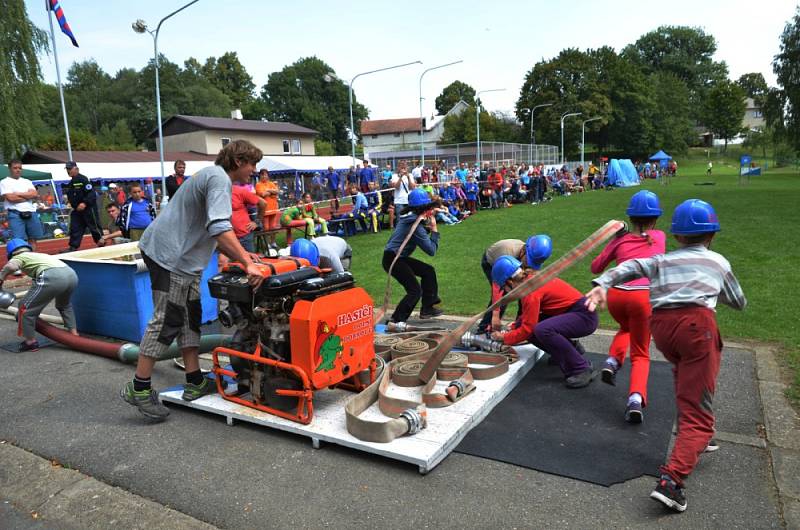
[53, 228, 65, 238]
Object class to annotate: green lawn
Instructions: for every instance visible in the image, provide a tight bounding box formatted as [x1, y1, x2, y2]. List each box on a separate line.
[345, 149, 800, 403]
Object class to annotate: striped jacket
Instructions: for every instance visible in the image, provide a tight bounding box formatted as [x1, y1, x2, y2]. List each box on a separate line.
[592, 244, 746, 311]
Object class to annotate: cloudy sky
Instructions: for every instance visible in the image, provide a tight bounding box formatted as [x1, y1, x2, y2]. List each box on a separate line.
[27, 0, 796, 121]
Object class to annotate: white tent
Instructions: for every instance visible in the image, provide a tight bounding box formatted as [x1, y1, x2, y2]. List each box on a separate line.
[22, 161, 214, 183]
[256, 155, 363, 174]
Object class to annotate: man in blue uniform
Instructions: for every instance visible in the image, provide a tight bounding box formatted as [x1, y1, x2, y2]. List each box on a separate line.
[64, 161, 104, 252]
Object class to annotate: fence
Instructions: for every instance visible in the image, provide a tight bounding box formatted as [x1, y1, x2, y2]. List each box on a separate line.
[367, 142, 559, 169]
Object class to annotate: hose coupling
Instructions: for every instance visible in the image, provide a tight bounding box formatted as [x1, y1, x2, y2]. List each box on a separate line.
[400, 408, 424, 435]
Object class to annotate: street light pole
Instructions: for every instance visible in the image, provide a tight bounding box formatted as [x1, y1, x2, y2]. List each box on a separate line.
[560, 111, 582, 165]
[581, 116, 601, 168]
[132, 0, 200, 210]
[419, 60, 463, 169]
[348, 61, 422, 169]
[475, 88, 505, 168]
[526, 102, 553, 163]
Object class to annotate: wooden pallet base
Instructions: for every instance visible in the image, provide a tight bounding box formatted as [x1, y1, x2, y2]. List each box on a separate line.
[160, 345, 544, 474]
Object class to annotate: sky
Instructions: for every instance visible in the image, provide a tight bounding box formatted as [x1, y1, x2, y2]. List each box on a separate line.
[26, 0, 797, 122]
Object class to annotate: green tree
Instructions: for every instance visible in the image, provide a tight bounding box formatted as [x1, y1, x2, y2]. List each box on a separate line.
[0, 0, 48, 158]
[259, 56, 367, 155]
[440, 106, 523, 144]
[773, 7, 800, 153]
[703, 80, 746, 151]
[434, 81, 476, 115]
[737, 72, 769, 106]
[622, 26, 728, 120]
[651, 72, 694, 153]
[97, 119, 136, 150]
[65, 60, 113, 134]
[202, 52, 255, 108]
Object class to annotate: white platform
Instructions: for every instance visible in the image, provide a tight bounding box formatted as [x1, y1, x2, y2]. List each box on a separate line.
[160, 345, 544, 473]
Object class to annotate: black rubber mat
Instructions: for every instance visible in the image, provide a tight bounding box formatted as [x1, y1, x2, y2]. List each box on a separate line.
[456, 352, 676, 486]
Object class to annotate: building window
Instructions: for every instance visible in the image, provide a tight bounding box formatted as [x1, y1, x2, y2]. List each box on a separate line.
[282, 140, 290, 154]
[292, 139, 301, 154]
[371, 135, 378, 139]
[394, 133, 401, 137]
[221, 137, 231, 147]
[753, 110, 763, 118]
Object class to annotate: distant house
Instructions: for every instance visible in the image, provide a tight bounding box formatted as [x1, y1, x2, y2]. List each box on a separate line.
[150, 114, 318, 156]
[742, 97, 766, 131]
[360, 101, 470, 160]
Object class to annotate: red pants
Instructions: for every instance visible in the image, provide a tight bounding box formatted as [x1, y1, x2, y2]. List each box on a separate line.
[650, 306, 722, 487]
[607, 288, 652, 404]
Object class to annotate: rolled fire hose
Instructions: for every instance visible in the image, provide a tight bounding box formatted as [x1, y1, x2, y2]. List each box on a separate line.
[346, 219, 625, 442]
[33, 318, 232, 363]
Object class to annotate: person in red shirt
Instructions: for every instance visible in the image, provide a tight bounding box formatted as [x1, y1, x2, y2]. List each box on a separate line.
[231, 182, 266, 252]
[487, 168, 504, 209]
[490, 239, 598, 388]
[590, 190, 666, 422]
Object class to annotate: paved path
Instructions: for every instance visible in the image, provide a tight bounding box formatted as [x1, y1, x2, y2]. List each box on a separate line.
[0, 315, 797, 529]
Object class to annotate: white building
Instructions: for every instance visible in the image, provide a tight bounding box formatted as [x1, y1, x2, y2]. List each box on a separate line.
[360, 101, 469, 160]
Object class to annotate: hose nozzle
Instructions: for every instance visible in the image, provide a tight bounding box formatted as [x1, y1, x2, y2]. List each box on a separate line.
[461, 331, 504, 353]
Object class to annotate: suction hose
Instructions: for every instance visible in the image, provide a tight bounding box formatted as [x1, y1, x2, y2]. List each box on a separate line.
[34, 319, 232, 364]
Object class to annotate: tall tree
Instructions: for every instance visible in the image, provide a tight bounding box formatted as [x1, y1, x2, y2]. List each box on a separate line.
[702, 80, 746, 151]
[737, 72, 769, 106]
[650, 72, 694, 153]
[65, 60, 113, 134]
[773, 7, 800, 153]
[259, 56, 367, 155]
[202, 52, 255, 108]
[0, 0, 48, 158]
[440, 106, 524, 144]
[434, 81, 476, 115]
[622, 26, 728, 120]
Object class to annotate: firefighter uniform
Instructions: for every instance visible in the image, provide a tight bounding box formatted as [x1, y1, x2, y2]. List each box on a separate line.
[66, 172, 103, 250]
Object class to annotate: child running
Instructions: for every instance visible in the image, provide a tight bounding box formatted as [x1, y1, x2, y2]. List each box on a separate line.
[585, 199, 746, 513]
[490, 235, 598, 388]
[590, 190, 666, 423]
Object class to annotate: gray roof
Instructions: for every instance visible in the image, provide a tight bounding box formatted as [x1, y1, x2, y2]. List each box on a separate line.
[151, 115, 318, 138]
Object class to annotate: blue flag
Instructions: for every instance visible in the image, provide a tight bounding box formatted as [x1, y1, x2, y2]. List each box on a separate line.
[49, 0, 79, 47]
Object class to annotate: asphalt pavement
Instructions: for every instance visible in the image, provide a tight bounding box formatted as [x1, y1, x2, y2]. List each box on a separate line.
[0, 311, 797, 529]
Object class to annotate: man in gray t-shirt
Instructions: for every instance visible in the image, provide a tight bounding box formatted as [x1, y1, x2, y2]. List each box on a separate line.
[312, 235, 352, 273]
[122, 140, 265, 422]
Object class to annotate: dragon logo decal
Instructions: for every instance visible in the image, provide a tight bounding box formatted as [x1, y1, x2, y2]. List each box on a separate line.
[314, 320, 343, 372]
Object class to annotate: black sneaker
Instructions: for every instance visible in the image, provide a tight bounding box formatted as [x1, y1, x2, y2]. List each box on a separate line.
[120, 382, 170, 421]
[18, 340, 40, 352]
[625, 401, 643, 423]
[419, 307, 444, 319]
[601, 361, 618, 386]
[704, 439, 719, 453]
[565, 366, 594, 389]
[650, 476, 687, 512]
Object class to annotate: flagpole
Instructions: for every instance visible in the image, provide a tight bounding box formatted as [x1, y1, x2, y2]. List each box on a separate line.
[46, 0, 73, 161]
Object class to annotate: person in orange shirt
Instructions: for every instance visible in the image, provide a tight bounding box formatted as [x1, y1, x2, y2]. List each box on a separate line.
[255, 168, 280, 248]
[490, 236, 598, 388]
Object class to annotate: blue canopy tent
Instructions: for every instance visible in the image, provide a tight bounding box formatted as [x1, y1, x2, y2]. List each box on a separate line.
[648, 150, 672, 162]
[606, 159, 641, 187]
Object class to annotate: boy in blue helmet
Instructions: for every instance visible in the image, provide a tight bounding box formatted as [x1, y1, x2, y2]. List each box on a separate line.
[0, 239, 79, 351]
[585, 199, 746, 513]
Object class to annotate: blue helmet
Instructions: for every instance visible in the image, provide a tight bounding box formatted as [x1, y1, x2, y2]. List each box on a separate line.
[407, 188, 431, 207]
[6, 238, 32, 260]
[525, 235, 553, 270]
[492, 255, 522, 286]
[626, 190, 662, 217]
[670, 199, 720, 235]
[289, 238, 319, 266]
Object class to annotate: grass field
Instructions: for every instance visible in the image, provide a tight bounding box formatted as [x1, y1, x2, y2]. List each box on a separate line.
[344, 148, 800, 403]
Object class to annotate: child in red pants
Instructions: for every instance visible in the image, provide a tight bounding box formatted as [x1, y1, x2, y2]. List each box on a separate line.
[585, 199, 745, 513]
[591, 190, 666, 423]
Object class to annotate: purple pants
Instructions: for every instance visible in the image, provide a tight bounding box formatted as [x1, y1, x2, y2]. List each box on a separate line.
[529, 298, 598, 377]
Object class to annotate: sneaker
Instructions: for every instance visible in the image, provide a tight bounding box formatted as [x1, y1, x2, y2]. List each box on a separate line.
[625, 401, 643, 423]
[182, 377, 217, 401]
[601, 361, 618, 386]
[650, 476, 687, 512]
[419, 307, 444, 319]
[120, 382, 170, 421]
[18, 340, 40, 352]
[704, 439, 719, 453]
[565, 366, 594, 389]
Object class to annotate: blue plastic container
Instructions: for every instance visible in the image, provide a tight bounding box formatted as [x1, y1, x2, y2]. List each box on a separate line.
[60, 243, 218, 342]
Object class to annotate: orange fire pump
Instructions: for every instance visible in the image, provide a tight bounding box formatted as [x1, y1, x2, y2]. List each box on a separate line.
[208, 259, 376, 424]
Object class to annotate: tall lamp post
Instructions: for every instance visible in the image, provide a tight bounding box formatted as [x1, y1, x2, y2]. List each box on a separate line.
[132, 0, 200, 209]
[346, 61, 422, 169]
[581, 116, 601, 168]
[560, 111, 582, 165]
[419, 60, 463, 168]
[475, 88, 505, 168]
[526, 102, 553, 163]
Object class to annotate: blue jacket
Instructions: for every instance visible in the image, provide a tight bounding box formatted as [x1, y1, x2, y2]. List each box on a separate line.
[326, 171, 340, 190]
[384, 213, 439, 257]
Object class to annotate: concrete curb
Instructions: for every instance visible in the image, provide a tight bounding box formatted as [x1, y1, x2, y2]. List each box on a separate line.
[0, 442, 217, 530]
[754, 345, 800, 529]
